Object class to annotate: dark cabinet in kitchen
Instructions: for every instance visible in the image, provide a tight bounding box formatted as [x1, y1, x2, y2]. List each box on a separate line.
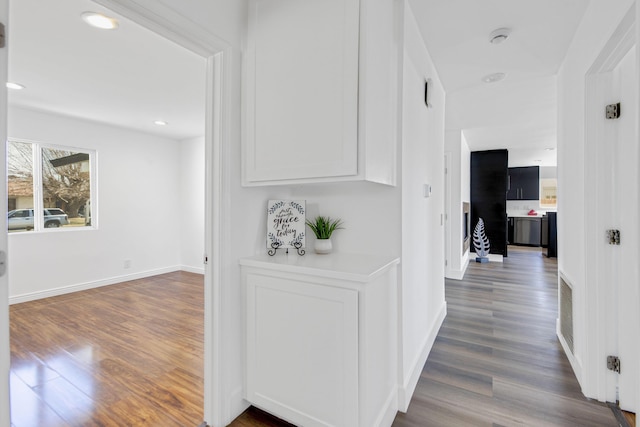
[471, 149, 508, 256]
[507, 166, 539, 200]
[508, 217, 515, 244]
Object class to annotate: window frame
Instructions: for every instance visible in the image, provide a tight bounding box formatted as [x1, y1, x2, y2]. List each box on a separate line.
[8, 138, 98, 233]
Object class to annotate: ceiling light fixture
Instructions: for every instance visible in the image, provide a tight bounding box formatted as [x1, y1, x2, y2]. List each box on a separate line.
[154, 120, 168, 126]
[545, 147, 556, 151]
[489, 28, 511, 44]
[6, 82, 25, 90]
[482, 72, 506, 83]
[81, 12, 119, 30]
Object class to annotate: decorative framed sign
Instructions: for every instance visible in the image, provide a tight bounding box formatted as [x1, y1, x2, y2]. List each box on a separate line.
[267, 200, 306, 256]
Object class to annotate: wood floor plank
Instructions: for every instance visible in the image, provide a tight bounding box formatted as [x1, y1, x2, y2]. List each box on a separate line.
[393, 247, 617, 427]
[10, 252, 619, 426]
[10, 271, 204, 426]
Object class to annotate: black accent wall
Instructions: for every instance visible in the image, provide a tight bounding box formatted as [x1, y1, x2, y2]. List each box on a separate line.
[471, 150, 508, 257]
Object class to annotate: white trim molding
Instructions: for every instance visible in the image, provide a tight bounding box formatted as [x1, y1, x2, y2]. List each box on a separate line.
[397, 301, 447, 412]
[583, 3, 635, 403]
[9, 266, 181, 305]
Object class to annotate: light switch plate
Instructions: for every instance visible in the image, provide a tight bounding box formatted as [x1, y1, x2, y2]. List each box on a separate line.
[424, 184, 432, 198]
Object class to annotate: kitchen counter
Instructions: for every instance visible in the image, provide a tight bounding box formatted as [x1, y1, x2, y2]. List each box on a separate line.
[507, 212, 556, 218]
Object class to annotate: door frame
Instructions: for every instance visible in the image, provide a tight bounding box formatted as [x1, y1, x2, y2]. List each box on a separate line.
[92, 1, 230, 425]
[444, 152, 451, 276]
[0, 0, 9, 422]
[583, 3, 636, 406]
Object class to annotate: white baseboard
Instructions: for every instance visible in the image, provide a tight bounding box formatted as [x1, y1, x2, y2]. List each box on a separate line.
[397, 301, 447, 412]
[374, 387, 399, 427]
[557, 318, 583, 388]
[445, 269, 464, 280]
[227, 385, 249, 426]
[467, 253, 503, 263]
[9, 266, 185, 304]
[487, 254, 504, 262]
[445, 256, 469, 280]
[180, 265, 205, 275]
[445, 252, 470, 280]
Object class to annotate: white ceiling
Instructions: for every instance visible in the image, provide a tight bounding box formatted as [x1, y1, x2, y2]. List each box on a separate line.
[9, 0, 588, 163]
[8, 0, 206, 141]
[409, 0, 590, 166]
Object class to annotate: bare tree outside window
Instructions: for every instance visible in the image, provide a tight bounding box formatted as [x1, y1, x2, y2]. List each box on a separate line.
[7, 140, 94, 232]
[42, 148, 91, 218]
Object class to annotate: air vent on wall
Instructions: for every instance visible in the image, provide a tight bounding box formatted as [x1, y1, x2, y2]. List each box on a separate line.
[560, 275, 574, 354]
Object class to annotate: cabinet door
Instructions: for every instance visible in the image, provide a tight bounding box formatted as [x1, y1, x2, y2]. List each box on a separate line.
[506, 168, 521, 200]
[507, 166, 539, 200]
[520, 166, 540, 200]
[245, 0, 360, 183]
[246, 273, 359, 427]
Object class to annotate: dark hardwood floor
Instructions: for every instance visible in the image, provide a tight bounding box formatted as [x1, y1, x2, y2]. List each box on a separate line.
[9, 271, 204, 427]
[9, 250, 622, 426]
[393, 246, 617, 427]
[624, 411, 636, 426]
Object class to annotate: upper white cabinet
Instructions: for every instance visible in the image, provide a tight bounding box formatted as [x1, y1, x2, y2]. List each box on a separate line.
[243, 0, 397, 186]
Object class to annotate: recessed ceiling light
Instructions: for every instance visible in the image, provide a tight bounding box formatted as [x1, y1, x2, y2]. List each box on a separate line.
[154, 120, 168, 126]
[545, 147, 555, 151]
[489, 28, 511, 44]
[482, 72, 506, 83]
[6, 82, 25, 90]
[81, 12, 119, 30]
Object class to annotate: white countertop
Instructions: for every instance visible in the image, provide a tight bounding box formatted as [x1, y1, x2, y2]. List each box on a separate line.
[239, 252, 400, 283]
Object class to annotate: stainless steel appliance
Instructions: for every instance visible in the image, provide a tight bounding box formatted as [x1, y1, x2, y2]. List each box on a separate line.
[514, 217, 541, 246]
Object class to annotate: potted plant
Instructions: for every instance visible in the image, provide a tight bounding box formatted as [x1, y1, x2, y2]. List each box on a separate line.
[306, 216, 344, 254]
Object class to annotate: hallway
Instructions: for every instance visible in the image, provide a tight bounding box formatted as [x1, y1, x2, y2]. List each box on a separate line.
[231, 246, 620, 426]
[393, 247, 617, 426]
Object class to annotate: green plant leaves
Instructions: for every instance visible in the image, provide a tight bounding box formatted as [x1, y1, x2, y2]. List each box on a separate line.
[305, 216, 344, 239]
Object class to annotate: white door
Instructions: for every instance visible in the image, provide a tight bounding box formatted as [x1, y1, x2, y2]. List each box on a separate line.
[0, 0, 10, 423]
[596, 43, 639, 413]
[611, 44, 639, 414]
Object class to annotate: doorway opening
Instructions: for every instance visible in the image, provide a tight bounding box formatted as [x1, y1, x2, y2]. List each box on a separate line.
[5, 0, 228, 424]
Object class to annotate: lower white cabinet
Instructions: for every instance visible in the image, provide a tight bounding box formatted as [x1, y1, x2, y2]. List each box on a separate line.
[240, 253, 400, 427]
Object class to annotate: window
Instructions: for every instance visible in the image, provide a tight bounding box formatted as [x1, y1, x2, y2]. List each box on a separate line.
[7, 140, 96, 232]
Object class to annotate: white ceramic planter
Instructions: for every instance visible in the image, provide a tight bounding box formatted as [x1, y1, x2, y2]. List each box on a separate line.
[314, 238, 333, 254]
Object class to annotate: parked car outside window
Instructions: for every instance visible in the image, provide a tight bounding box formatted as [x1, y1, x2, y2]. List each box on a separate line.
[7, 208, 70, 230]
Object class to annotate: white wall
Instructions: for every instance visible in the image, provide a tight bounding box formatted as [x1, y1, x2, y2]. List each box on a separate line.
[540, 166, 557, 180]
[91, 0, 447, 423]
[180, 136, 205, 273]
[445, 129, 470, 280]
[556, 0, 634, 398]
[397, 0, 446, 411]
[8, 107, 183, 302]
[289, 182, 400, 256]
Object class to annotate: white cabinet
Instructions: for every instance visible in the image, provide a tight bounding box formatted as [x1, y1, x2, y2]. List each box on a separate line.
[243, 0, 398, 186]
[240, 253, 400, 427]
